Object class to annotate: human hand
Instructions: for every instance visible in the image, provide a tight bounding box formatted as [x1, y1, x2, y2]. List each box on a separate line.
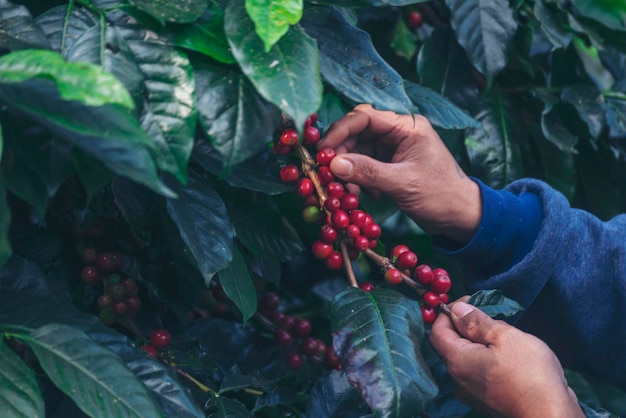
[429, 299, 584, 418]
[318, 104, 481, 244]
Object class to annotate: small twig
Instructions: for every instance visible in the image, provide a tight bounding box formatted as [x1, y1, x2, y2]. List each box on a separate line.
[339, 241, 359, 288]
[440, 303, 451, 316]
[296, 145, 328, 207]
[362, 248, 427, 295]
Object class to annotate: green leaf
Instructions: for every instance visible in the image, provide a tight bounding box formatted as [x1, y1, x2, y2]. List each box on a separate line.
[464, 89, 524, 188]
[165, 172, 234, 285]
[245, 0, 303, 52]
[0, 340, 44, 418]
[218, 245, 258, 327]
[560, 84, 607, 139]
[390, 14, 417, 61]
[570, 0, 626, 32]
[306, 370, 370, 418]
[128, 0, 207, 23]
[19, 323, 161, 418]
[0, 0, 50, 50]
[117, 25, 198, 184]
[445, 0, 517, 82]
[404, 80, 480, 130]
[533, 0, 572, 50]
[534, 89, 580, 153]
[36, 5, 98, 55]
[195, 62, 281, 173]
[206, 396, 253, 418]
[467, 289, 524, 317]
[168, 6, 236, 64]
[0, 49, 134, 110]
[301, 6, 413, 115]
[330, 287, 438, 417]
[224, 0, 322, 133]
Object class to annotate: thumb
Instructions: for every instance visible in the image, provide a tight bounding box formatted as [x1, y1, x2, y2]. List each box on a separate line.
[330, 154, 402, 195]
[449, 302, 506, 345]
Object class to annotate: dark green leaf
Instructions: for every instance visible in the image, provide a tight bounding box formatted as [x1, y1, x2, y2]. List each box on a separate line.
[0, 0, 50, 50]
[248, 256, 281, 286]
[541, 104, 579, 153]
[533, 0, 572, 50]
[0, 340, 44, 418]
[570, 0, 626, 32]
[217, 245, 257, 325]
[330, 287, 438, 417]
[112, 177, 157, 232]
[572, 38, 615, 92]
[0, 256, 51, 298]
[195, 62, 281, 173]
[305, 370, 369, 418]
[206, 396, 253, 418]
[128, 0, 207, 23]
[467, 289, 524, 317]
[73, 149, 116, 203]
[245, 0, 303, 52]
[0, 174, 8, 269]
[165, 172, 234, 285]
[19, 324, 161, 418]
[36, 5, 97, 55]
[225, 0, 322, 133]
[404, 80, 480, 130]
[417, 27, 479, 110]
[465, 90, 524, 188]
[316, 93, 349, 133]
[220, 364, 278, 393]
[390, 14, 417, 61]
[117, 24, 197, 184]
[445, 0, 517, 82]
[301, 6, 412, 115]
[560, 84, 606, 139]
[168, 6, 235, 64]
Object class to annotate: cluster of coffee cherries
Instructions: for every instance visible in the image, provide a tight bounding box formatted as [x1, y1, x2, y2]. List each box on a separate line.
[79, 247, 141, 325]
[257, 291, 340, 371]
[141, 329, 171, 357]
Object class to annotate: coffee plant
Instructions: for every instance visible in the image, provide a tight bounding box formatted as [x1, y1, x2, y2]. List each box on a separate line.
[1, 0, 625, 417]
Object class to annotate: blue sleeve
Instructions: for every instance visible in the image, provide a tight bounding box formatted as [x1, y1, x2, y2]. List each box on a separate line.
[436, 178, 626, 392]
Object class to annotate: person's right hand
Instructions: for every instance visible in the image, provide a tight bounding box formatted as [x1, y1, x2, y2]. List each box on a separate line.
[318, 104, 481, 244]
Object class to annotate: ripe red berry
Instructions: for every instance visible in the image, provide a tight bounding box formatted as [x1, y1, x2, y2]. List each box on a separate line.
[326, 182, 344, 198]
[331, 210, 350, 229]
[279, 315, 296, 330]
[323, 196, 342, 212]
[296, 178, 314, 197]
[142, 345, 157, 357]
[273, 141, 293, 155]
[150, 329, 171, 349]
[109, 251, 124, 271]
[421, 305, 436, 325]
[274, 329, 293, 346]
[293, 318, 312, 338]
[407, 11, 424, 29]
[384, 268, 403, 285]
[96, 252, 115, 274]
[316, 148, 336, 166]
[325, 251, 343, 270]
[430, 273, 452, 294]
[260, 292, 281, 312]
[82, 247, 98, 264]
[325, 346, 341, 370]
[353, 235, 370, 252]
[97, 294, 112, 310]
[319, 224, 338, 243]
[279, 129, 299, 146]
[126, 296, 141, 312]
[312, 240, 333, 260]
[340, 193, 359, 211]
[433, 267, 449, 277]
[423, 291, 440, 308]
[349, 210, 368, 228]
[414, 264, 434, 286]
[299, 337, 320, 356]
[396, 251, 418, 270]
[113, 301, 128, 315]
[122, 278, 137, 296]
[390, 244, 410, 259]
[305, 113, 318, 127]
[368, 239, 378, 249]
[359, 281, 376, 292]
[439, 293, 450, 304]
[81, 265, 100, 286]
[286, 352, 304, 370]
[303, 125, 321, 145]
[317, 166, 335, 184]
[280, 165, 300, 182]
[361, 222, 381, 240]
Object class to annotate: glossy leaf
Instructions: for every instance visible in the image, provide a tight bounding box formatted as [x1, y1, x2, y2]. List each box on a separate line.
[0, 256, 51, 298]
[0, 0, 50, 50]
[165, 172, 234, 285]
[330, 287, 438, 417]
[465, 90, 524, 188]
[404, 80, 480, 130]
[20, 324, 161, 418]
[224, 0, 322, 133]
[0, 340, 44, 418]
[534, 0, 572, 50]
[36, 5, 97, 55]
[534, 89, 580, 153]
[305, 370, 370, 418]
[195, 62, 281, 173]
[128, 0, 207, 23]
[0, 49, 134, 109]
[218, 245, 257, 326]
[570, 0, 626, 32]
[467, 289, 524, 317]
[390, 14, 417, 61]
[245, 0, 303, 52]
[445, 0, 517, 82]
[206, 396, 253, 418]
[560, 84, 607, 139]
[301, 6, 412, 115]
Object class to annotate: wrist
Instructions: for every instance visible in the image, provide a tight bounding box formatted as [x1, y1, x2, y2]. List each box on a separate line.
[510, 387, 584, 418]
[430, 177, 482, 245]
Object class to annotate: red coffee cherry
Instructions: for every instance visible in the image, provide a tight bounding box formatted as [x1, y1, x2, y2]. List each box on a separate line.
[340, 193, 359, 211]
[280, 165, 300, 182]
[317, 166, 335, 184]
[384, 268, 403, 285]
[368, 239, 378, 250]
[97, 294, 112, 310]
[414, 264, 434, 286]
[316, 148, 336, 166]
[293, 318, 312, 338]
[109, 251, 124, 271]
[142, 345, 157, 357]
[325, 251, 343, 270]
[279, 315, 296, 330]
[319, 224, 338, 243]
[279, 129, 299, 146]
[359, 282, 376, 292]
[353, 235, 370, 252]
[323, 196, 342, 212]
[296, 178, 314, 197]
[81, 265, 100, 286]
[126, 296, 141, 312]
[274, 329, 293, 346]
[430, 273, 452, 294]
[423, 291, 440, 308]
[113, 301, 128, 316]
[123, 278, 138, 296]
[273, 141, 293, 155]
[407, 11, 424, 29]
[260, 292, 281, 312]
[344, 224, 360, 239]
[96, 252, 115, 274]
[305, 113, 318, 127]
[331, 210, 350, 229]
[326, 182, 345, 198]
[150, 329, 171, 349]
[396, 251, 418, 270]
[361, 222, 381, 240]
[312, 240, 333, 260]
[421, 305, 436, 324]
[286, 352, 304, 370]
[349, 210, 368, 228]
[325, 346, 341, 370]
[433, 267, 449, 277]
[299, 337, 320, 356]
[390, 244, 410, 259]
[439, 293, 450, 304]
[303, 125, 321, 145]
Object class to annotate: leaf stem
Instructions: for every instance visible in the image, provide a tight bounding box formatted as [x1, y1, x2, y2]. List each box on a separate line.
[296, 144, 327, 207]
[339, 241, 358, 288]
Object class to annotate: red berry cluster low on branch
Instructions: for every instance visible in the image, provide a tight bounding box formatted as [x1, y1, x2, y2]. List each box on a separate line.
[274, 113, 453, 325]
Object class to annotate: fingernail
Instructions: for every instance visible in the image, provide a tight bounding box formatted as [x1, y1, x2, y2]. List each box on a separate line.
[451, 302, 474, 318]
[331, 156, 353, 177]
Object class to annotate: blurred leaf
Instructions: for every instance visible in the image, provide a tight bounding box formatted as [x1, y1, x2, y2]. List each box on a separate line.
[305, 370, 369, 418]
[73, 150, 116, 203]
[465, 90, 524, 188]
[467, 289, 524, 317]
[533, 0, 572, 50]
[560, 84, 606, 139]
[573, 37, 615, 91]
[225, 0, 322, 133]
[445, 0, 517, 82]
[390, 15, 417, 61]
[330, 287, 438, 417]
[220, 364, 278, 393]
[301, 6, 412, 115]
[168, 6, 235, 63]
[245, 0, 303, 52]
[570, 0, 626, 32]
[316, 93, 349, 133]
[19, 324, 161, 418]
[0, 49, 134, 109]
[0, 175, 8, 269]
[112, 177, 157, 233]
[0, 340, 44, 418]
[128, 0, 207, 24]
[0, 0, 50, 50]
[0, 256, 50, 298]
[541, 104, 579, 153]
[195, 61, 280, 173]
[206, 396, 253, 418]
[217, 245, 257, 325]
[404, 80, 480, 130]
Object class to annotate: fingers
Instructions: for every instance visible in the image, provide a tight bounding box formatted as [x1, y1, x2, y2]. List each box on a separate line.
[448, 302, 510, 345]
[328, 154, 409, 197]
